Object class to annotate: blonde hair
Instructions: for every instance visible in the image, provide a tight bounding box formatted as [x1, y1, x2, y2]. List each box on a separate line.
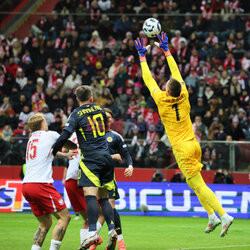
[28, 113, 45, 132]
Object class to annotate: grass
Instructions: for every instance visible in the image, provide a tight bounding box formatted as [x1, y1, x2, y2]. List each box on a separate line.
[0, 213, 250, 249]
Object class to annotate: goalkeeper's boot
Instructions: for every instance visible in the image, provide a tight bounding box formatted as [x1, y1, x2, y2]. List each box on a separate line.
[105, 230, 118, 250]
[88, 236, 103, 250]
[220, 215, 234, 237]
[79, 233, 100, 250]
[205, 217, 221, 233]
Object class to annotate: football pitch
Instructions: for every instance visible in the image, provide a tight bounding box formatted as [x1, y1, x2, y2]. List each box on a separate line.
[0, 213, 250, 250]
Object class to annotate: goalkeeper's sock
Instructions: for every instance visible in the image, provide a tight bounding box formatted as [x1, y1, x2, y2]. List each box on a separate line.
[187, 173, 226, 217]
[208, 213, 218, 222]
[187, 176, 214, 216]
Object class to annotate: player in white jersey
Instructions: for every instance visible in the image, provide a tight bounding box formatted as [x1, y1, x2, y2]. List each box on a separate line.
[22, 113, 76, 250]
[62, 133, 89, 244]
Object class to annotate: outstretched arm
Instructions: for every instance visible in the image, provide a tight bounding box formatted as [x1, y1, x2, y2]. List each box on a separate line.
[134, 38, 159, 95]
[155, 32, 184, 83]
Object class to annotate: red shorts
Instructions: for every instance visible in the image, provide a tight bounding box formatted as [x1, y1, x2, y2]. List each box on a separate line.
[22, 183, 66, 217]
[65, 179, 87, 212]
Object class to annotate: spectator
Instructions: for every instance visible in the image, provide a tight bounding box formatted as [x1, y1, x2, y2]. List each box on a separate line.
[193, 97, 206, 117]
[90, 0, 101, 25]
[226, 33, 237, 52]
[0, 97, 12, 115]
[6, 109, 19, 130]
[216, 135, 241, 170]
[41, 104, 54, 126]
[224, 52, 236, 72]
[88, 30, 103, 51]
[2, 124, 13, 142]
[171, 170, 185, 183]
[113, 14, 131, 39]
[19, 105, 34, 123]
[108, 57, 122, 79]
[98, 0, 111, 12]
[226, 115, 245, 140]
[64, 69, 82, 89]
[213, 168, 234, 184]
[193, 115, 208, 141]
[230, 76, 242, 98]
[220, 70, 230, 87]
[0, 134, 9, 163]
[15, 68, 27, 90]
[115, 87, 128, 115]
[151, 170, 167, 182]
[49, 114, 63, 133]
[205, 32, 218, 47]
[36, 15, 51, 34]
[144, 133, 167, 168]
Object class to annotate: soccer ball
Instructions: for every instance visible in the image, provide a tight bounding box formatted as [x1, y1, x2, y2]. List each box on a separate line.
[142, 18, 161, 38]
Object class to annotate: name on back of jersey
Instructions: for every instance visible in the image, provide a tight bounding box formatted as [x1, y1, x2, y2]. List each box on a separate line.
[77, 105, 102, 116]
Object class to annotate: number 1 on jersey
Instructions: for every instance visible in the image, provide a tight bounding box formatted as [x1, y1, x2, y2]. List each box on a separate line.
[172, 104, 180, 121]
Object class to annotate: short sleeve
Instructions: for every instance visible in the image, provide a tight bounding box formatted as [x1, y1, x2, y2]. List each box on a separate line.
[48, 131, 60, 140]
[64, 112, 77, 134]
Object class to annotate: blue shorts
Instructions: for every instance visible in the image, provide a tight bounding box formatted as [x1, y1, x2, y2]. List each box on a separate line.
[78, 152, 115, 191]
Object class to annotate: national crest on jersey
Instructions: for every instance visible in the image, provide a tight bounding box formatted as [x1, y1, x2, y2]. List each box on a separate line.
[107, 136, 113, 142]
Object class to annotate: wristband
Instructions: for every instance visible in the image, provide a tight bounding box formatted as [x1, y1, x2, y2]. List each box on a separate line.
[139, 56, 146, 62]
[164, 50, 171, 57]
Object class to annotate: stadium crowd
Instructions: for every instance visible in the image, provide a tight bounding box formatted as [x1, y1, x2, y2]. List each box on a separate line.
[0, 0, 249, 169]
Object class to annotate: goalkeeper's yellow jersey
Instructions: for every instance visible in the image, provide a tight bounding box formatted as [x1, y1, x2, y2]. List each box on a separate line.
[141, 55, 195, 147]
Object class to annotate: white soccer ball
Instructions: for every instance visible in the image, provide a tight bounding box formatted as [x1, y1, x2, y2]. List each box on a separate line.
[142, 18, 161, 38]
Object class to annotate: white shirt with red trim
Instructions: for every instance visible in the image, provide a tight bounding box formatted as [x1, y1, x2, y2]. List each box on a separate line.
[23, 130, 60, 183]
[65, 133, 81, 181]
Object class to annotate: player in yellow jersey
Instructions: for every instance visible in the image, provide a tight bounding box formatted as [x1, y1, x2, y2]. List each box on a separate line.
[134, 32, 234, 237]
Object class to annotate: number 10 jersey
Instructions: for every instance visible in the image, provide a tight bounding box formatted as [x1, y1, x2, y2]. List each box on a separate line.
[63, 103, 109, 158]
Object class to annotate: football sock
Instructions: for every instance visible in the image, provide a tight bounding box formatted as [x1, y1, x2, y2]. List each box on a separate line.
[118, 234, 124, 241]
[187, 173, 226, 217]
[187, 178, 214, 216]
[114, 208, 122, 235]
[49, 239, 61, 250]
[208, 213, 218, 221]
[99, 198, 115, 231]
[80, 228, 88, 243]
[85, 195, 99, 232]
[221, 213, 231, 223]
[31, 245, 41, 250]
[96, 221, 102, 233]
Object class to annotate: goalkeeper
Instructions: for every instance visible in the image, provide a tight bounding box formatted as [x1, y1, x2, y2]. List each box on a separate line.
[134, 32, 234, 237]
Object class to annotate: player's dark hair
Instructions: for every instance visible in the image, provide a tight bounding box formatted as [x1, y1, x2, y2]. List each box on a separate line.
[104, 108, 113, 118]
[76, 86, 93, 102]
[168, 78, 181, 97]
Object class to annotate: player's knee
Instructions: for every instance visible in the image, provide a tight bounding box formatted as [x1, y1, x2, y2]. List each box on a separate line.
[65, 213, 71, 225]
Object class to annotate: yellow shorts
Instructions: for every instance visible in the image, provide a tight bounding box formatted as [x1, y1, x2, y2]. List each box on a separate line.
[172, 139, 203, 179]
